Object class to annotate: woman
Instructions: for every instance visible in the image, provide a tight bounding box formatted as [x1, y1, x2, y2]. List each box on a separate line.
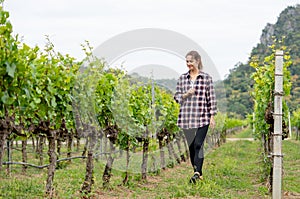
[174, 50, 217, 183]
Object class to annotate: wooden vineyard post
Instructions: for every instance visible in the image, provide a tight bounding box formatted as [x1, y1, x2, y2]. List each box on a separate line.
[272, 50, 284, 199]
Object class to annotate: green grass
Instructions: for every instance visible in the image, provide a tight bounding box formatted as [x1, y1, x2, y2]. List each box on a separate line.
[0, 139, 299, 198]
[227, 127, 254, 138]
[282, 139, 300, 194]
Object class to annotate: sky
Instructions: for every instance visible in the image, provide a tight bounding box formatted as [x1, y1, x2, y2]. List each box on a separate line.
[3, 0, 300, 80]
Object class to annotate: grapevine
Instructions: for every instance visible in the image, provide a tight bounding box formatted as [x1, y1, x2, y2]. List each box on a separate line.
[250, 38, 292, 189]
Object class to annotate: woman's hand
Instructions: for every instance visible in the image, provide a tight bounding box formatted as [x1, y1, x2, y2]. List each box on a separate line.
[210, 116, 215, 129]
[183, 88, 195, 99]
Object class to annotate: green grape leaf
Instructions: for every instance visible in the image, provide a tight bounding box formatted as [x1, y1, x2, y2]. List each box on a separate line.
[51, 97, 57, 107]
[6, 62, 16, 78]
[1, 91, 14, 105]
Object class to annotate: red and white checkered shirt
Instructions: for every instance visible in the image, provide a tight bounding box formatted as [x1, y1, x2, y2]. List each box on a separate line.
[174, 71, 217, 129]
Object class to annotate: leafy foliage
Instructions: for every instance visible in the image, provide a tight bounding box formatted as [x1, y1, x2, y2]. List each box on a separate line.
[250, 42, 292, 140]
[250, 41, 292, 188]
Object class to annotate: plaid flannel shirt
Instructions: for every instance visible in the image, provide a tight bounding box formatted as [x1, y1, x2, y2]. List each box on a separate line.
[174, 71, 217, 129]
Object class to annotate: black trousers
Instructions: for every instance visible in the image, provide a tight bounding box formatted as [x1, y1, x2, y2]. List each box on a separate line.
[183, 125, 209, 176]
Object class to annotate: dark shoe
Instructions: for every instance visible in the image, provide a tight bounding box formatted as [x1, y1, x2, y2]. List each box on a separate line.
[189, 172, 201, 184]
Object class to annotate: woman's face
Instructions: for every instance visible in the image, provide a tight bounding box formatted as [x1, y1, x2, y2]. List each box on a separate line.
[186, 55, 199, 71]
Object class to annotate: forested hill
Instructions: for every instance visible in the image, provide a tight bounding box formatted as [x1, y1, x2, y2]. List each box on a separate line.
[219, 4, 300, 118]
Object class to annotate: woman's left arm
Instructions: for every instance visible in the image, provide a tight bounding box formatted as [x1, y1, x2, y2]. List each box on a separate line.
[206, 76, 217, 128]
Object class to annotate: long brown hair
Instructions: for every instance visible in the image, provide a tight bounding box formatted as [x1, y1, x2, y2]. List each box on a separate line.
[185, 50, 203, 70]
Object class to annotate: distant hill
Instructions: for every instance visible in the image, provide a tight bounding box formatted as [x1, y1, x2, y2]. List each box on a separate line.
[128, 64, 179, 92]
[128, 64, 180, 80]
[219, 4, 300, 118]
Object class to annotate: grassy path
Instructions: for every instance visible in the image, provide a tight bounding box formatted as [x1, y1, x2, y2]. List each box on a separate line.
[0, 138, 299, 198]
[95, 139, 299, 198]
[117, 140, 265, 199]
[226, 127, 254, 139]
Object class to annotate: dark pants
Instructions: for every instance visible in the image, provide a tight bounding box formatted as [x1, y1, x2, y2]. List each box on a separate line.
[183, 125, 209, 176]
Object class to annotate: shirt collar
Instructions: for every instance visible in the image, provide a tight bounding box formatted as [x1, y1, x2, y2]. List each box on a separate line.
[185, 71, 204, 79]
